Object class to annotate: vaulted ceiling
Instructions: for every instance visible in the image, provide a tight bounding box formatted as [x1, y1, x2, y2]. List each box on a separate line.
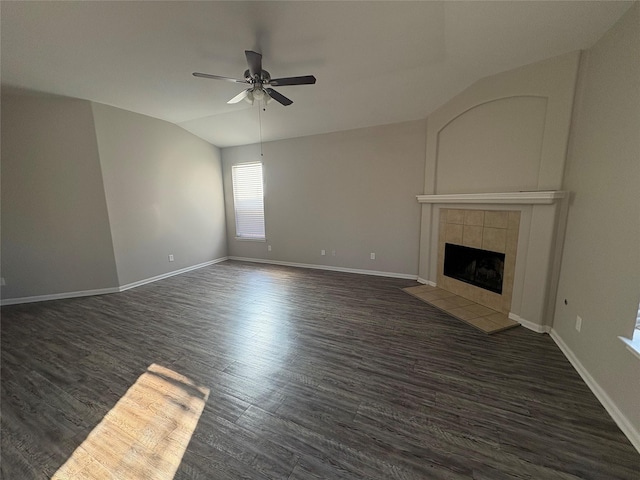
[1, 1, 632, 147]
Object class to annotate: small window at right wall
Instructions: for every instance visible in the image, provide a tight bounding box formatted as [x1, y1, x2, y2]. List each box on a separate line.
[620, 302, 640, 360]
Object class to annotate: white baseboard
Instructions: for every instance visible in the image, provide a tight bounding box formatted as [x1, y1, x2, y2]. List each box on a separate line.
[508, 312, 551, 333]
[119, 256, 228, 292]
[1, 287, 120, 306]
[0, 256, 229, 306]
[228, 257, 418, 280]
[416, 277, 437, 286]
[550, 329, 640, 454]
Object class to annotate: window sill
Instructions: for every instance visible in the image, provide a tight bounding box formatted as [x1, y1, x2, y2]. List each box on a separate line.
[235, 237, 266, 243]
[618, 331, 640, 361]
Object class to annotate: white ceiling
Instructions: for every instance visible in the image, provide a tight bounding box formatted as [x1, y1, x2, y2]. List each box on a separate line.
[1, 1, 632, 148]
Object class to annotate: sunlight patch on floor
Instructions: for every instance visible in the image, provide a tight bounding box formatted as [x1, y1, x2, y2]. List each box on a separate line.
[52, 363, 209, 479]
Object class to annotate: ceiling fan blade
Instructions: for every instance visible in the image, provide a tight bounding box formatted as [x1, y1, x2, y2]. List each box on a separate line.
[245, 50, 262, 78]
[265, 88, 293, 106]
[227, 89, 250, 104]
[269, 75, 317, 86]
[193, 72, 247, 83]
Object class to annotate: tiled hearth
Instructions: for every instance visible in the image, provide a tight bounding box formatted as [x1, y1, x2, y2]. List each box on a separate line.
[403, 284, 519, 333]
[406, 208, 522, 333]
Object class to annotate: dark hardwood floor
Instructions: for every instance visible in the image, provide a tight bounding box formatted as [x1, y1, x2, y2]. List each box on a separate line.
[2, 260, 639, 479]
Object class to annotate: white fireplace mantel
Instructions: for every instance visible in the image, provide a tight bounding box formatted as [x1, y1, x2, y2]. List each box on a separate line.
[416, 191, 566, 205]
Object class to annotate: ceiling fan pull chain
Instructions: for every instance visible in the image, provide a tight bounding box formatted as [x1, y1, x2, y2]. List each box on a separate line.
[258, 101, 264, 157]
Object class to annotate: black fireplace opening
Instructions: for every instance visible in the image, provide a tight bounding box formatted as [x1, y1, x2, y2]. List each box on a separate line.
[444, 243, 505, 294]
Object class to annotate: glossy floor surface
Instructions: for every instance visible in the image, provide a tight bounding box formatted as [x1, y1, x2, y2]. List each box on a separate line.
[2, 261, 639, 479]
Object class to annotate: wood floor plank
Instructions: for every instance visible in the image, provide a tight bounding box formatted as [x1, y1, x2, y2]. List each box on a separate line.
[1, 260, 638, 478]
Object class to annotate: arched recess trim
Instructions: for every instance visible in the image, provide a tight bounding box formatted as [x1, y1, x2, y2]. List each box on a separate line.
[433, 95, 549, 194]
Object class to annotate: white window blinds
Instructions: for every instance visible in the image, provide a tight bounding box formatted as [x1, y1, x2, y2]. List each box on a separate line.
[232, 162, 265, 239]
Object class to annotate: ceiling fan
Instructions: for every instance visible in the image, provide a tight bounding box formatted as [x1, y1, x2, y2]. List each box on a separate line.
[193, 50, 316, 106]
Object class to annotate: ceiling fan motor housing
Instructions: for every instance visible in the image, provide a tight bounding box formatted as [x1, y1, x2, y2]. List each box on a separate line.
[244, 69, 271, 84]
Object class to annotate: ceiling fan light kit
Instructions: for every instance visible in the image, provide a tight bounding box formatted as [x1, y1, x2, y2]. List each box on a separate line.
[193, 50, 316, 107]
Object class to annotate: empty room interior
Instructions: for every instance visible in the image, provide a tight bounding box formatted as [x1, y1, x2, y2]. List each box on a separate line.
[2, 1, 639, 479]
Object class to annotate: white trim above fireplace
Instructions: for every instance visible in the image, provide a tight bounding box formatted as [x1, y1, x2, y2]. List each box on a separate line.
[417, 191, 566, 205]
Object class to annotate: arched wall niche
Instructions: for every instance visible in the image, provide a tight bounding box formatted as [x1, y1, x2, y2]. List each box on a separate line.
[435, 95, 548, 194]
[417, 51, 581, 330]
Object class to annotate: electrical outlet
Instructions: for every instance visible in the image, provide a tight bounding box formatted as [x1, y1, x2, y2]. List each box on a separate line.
[268, 245, 272, 252]
[168, 254, 174, 262]
[575, 315, 582, 332]
[332, 250, 336, 256]
[321, 249, 326, 256]
[0, 277, 5, 286]
[370, 252, 376, 260]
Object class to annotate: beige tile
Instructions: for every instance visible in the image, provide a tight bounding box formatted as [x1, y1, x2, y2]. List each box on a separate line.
[484, 211, 509, 229]
[501, 281, 513, 299]
[466, 316, 505, 334]
[447, 209, 465, 224]
[439, 209, 448, 224]
[402, 285, 437, 296]
[506, 229, 519, 256]
[464, 303, 496, 316]
[429, 288, 457, 299]
[464, 210, 484, 226]
[446, 224, 464, 244]
[484, 312, 518, 328]
[412, 291, 438, 302]
[503, 264, 515, 290]
[501, 292, 513, 313]
[508, 211, 521, 231]
[430, 298, 459, 311]
[462, 225, 483, 248]
[482, 227, 507, 253]
[446, 295, 475, 308]
[448, 307, 481, 321]
[442, 276, 461, 296]
[456, 281, 479, 303]
[415, 289, 456, 302]
[477, 289, 503, 311]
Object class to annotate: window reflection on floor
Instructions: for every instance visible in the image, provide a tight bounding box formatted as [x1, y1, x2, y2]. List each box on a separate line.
[52, 364, 209, 480]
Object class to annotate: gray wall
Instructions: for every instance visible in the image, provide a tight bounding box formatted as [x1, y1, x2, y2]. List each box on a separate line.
[1, 93, 119, 299]
[91, 103, 227, 287]
[222, 121, 426, 276]
[554, 4, 640, 437]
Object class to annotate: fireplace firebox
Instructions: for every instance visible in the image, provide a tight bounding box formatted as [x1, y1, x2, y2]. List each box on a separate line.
[443, 243, 505, 294]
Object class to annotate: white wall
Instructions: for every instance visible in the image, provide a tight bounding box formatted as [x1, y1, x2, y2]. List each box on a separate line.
[91, 103, 227, 287]
[553, 3, 640, 446]
[1, 93, 119, 300]
[222, 121, 426, 277]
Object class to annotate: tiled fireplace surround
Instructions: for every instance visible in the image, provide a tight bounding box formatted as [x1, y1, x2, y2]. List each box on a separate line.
[417, 192, 568, 332]
[437, 208, 519, 315]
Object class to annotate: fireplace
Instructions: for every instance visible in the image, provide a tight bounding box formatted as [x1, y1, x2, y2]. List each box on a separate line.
[444, 243, 505, 294]
[433, 208, 520, 314]
[417, 193, 568, 330]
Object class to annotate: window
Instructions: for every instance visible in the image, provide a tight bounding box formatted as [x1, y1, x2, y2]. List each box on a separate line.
[231, 162, 265, 240]
[620, 302, 640, 361]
